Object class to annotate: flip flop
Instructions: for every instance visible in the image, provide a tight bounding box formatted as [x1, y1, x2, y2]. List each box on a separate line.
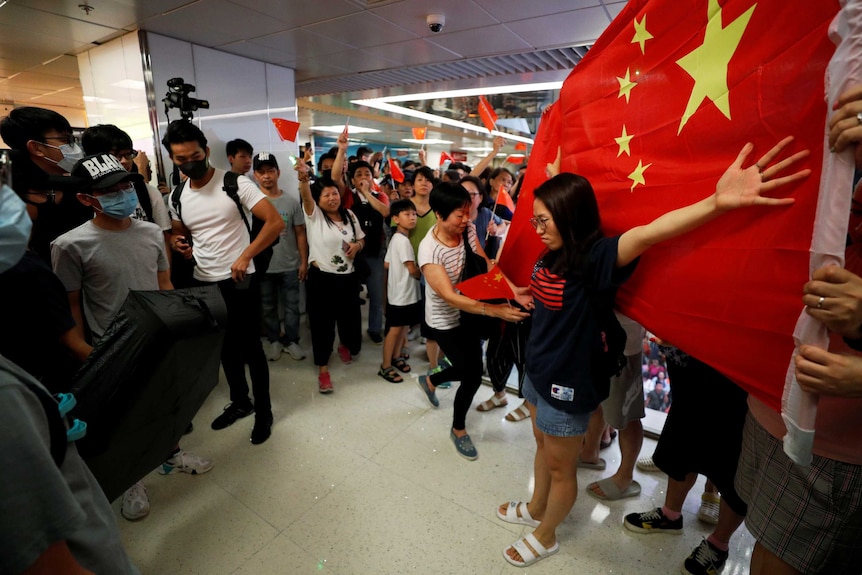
[477, 394, 508, 411]
[503, 533, 559, 568]
[587, 478, 642, 501]
[577, 456, 607, 470]
[496, 501, 540, 528]
[505, 403, 530, 422]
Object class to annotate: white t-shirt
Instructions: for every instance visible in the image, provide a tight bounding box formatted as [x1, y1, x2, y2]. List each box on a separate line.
[417, 224, 480, 330]
[167, 169, 265, 282]
[132, 183, 171, 232]
[304, 203, 365, 274]
[385, 231, 420, 306]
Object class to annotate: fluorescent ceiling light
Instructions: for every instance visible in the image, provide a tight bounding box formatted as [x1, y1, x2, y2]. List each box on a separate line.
[351, 100, 534, 144]
[310, 125, 380, 134]
[363, 82, 563, 104]
[111, 79, 146, 90]
[198, 106, 296, 121]
[462, 147, 494, 152]
[402, 138, 453, 145]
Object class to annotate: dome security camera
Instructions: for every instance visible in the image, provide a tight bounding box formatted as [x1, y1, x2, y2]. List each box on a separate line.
[426, 14, 445, 33]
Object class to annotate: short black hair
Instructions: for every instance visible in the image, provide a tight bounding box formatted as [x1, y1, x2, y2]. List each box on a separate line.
[162, 120, 207, 157]
[317, 151, 335, 173]
[390, 198, 416, 218]
[82, 124, 132, 155]
[444, 169, 461, 182]
[348, 160, 374, 180]
[226, 138, 252, 157]
[429, 181, 470, 221]
[356, 145, 373, 158]
[399, 170, 415, 185]
[402, 160, 416, 170]
[412, 165, 436, 185]
[449, 162, 471, 174]
[0, 107, 72, 151]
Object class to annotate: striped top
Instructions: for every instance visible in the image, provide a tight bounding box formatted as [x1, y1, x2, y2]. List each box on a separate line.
[418, 224, 480, 330]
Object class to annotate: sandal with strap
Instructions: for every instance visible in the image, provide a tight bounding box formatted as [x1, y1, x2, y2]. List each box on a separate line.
[503, 533, 559, 567]
[392, 356, 412, 373]
[477, 394, 508, 412]
[399, 347, 410, 360]
[378, 366, 403, 384]
[505, 403, 530, 422]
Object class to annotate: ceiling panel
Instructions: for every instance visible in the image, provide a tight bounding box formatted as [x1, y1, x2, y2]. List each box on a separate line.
[217, 40, 296, 66]
[0, 3, 119, 44]
[506, 6, 614, 47]
[473, 0, 603, 22]
[304, 12, 417, 48]
[306, 49, 401, 74]
[426, 25, 531, 58]
[142, 0, 288, 47]
[14, 0, 141, 29]
[356, 38, 459, 68]
[371, 0, 498, 35]
[226, 0, 360, 26]
[253, 28, 354, 57]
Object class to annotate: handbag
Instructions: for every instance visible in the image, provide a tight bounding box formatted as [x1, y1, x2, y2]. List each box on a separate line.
[458, 228, 504, 339]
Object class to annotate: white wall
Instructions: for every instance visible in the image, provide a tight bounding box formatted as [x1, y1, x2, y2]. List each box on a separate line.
[146, 32, 298, 186]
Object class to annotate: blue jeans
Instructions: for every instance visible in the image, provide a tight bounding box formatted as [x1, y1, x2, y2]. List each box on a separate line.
[260, 271, 301, 344]
[365, 253, 385, 335]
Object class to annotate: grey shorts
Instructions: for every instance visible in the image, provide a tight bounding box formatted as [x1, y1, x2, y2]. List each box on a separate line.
[735, 412, 862, 574]
[600, 353, 644, 429]
[522, 374, 592, 437]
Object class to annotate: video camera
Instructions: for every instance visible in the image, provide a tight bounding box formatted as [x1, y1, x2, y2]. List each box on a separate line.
[162, 77, 209, 121]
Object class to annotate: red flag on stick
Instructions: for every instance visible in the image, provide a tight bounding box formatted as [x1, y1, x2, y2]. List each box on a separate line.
[271, 118, 300, 142]
[496, 185, 515, 213]
[455, 264, 514, 300]
[498, 0, 840, 411]
[389, 159, 405, 183]
[411, 127, 427, 140]
[515, 142, 528, 151]
[477, 95, 498, 133]
[439, 150, 454, 167]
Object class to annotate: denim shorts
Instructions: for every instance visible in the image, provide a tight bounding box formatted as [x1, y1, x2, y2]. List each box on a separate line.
[522, 374, 592, 437]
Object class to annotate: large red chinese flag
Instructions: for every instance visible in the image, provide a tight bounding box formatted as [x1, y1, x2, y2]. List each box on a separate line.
[389, 159, 405, 183]
[502, 0, 840, 410]
[478, 95, 498, 133]
[271, 118, 300, 142]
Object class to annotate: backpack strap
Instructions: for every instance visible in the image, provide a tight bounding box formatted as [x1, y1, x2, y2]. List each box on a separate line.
[222, 171, 252, 237]
[133, 179, 154, 223]
[170, 180, 186, 222]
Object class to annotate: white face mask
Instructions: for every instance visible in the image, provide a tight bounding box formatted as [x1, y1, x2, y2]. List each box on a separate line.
[42, 141, 85, 173]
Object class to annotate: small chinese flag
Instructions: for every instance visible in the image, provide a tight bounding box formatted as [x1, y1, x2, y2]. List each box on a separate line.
[389, 158, 405, 183]
[439, 150, 454, 167]
[271, 118, 300, 142]
[515, 142, 528, 151]
[496, 185, 515, 212]
[411, 127, 427, 140]
[455, 264, 514, 301]
[505, 155, 525, 164]
[477, 95, 498, 133]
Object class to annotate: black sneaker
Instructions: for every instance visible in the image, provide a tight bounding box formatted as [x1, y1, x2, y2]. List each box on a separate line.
[682, 538, 729, 575]
[211, 402, 254, 430]
[623, 507, 683, 534]
[368, 331, 383, 345]
[250, 415, 273, 445]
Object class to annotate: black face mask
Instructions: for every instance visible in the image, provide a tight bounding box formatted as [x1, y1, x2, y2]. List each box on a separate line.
[320, 169, 332, 180]
[179, 158, 209, 180]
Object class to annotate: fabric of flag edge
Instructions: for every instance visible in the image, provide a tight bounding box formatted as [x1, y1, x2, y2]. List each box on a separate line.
[478, 95, 498, 133]
[271, 118, 300, 142]
[389, 158, 405, 183]
[502, 0, 840, 411]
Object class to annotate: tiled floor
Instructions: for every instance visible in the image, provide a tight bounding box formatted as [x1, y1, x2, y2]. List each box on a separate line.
[115, 326, 754, 575]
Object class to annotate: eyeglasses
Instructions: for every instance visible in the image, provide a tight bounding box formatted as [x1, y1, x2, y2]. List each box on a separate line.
[468, 192, 482, 197]
[113, 150, 139, 161]
[41, 134, 78, 146]
[529, 216, 551, 231]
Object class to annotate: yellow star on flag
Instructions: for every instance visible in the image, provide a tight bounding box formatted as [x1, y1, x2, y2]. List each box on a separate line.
[617, 68, 637, 103]
[628, 159, 652, 191]
[631, 15, 654, 54]
[615, 125, 634, 157]
[675, 0, 756, 134]
[493, 273, 503, 282]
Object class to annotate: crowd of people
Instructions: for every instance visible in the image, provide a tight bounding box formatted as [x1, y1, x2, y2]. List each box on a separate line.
[2, 85, 862, 574]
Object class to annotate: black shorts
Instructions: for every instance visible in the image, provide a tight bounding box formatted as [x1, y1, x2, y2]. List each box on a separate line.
[652, 350, 749, 516]
[385, 301, 423, 330]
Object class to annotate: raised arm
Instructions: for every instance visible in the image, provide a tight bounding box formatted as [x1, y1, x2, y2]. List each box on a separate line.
[472, 135, 504, 176]
[616, 137, 810, 268]
[331, 127, 349, 195]
[296, 160, 315, 216]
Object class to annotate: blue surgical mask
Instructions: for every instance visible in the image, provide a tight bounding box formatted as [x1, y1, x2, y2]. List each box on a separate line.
[0, 184, 33, 273]
[43, 141, 85, 173]
[91, 186, 138, 219]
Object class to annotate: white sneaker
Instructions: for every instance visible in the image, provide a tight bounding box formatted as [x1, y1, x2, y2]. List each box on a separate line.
[121, 481, 150, 521]
[159, 450, 214, 475]
[266, 340, 283, 361]
[285, 341, 306, 360]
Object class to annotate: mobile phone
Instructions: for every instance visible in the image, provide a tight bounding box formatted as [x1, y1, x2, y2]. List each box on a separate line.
[235, 274, 252, 290]
[342, 240, 350, 252]
[0, 150, 11, 188]
[288, 155, 298, 167]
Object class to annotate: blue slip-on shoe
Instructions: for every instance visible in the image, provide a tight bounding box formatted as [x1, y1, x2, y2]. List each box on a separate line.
[450, 430, 478, 460]
[417, 375, 439, 407]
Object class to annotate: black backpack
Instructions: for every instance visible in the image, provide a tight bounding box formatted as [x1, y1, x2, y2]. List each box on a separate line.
[171, 172, 279, 276]
[588, 289, 628, 382]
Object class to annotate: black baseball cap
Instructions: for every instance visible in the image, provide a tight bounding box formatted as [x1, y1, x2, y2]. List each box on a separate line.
[253, 152, 279, 171]
[71, 153, 139, 190]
